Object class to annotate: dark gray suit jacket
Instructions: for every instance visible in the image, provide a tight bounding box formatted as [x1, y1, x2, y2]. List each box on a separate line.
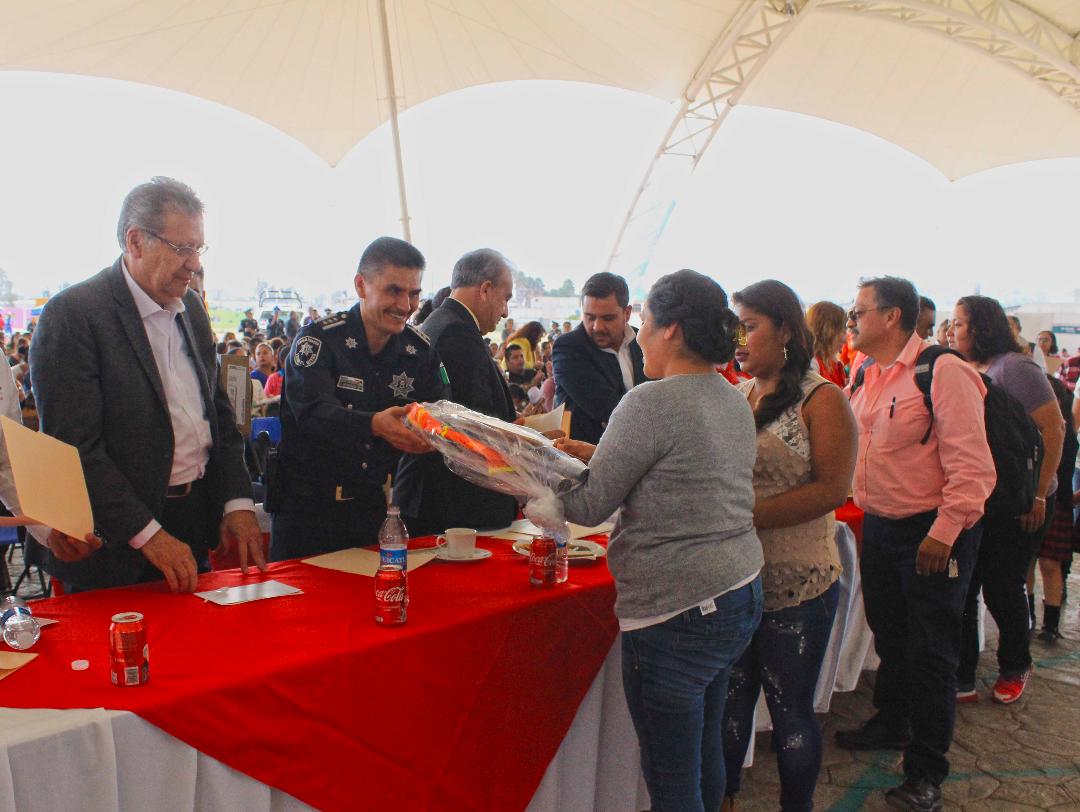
[393, 298, 518, 534]
[552, 323, 646, 445]
[31, 258, 253, 589]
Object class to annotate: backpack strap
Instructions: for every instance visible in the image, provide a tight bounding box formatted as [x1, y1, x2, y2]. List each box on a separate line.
[848, 357, 876, 400]
[912, 344, 966, 444]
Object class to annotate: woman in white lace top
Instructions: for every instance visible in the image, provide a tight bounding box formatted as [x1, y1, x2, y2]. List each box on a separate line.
[720, 280, 858, 812]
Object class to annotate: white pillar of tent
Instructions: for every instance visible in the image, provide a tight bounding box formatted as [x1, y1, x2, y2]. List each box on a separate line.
[377, 0, 413, 242]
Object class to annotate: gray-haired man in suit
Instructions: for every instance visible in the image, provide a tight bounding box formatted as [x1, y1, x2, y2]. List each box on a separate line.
[31, 177, 266, 592]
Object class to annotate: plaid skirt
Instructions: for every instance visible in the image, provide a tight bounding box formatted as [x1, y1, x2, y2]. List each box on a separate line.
[1040, 499, 1075, 562]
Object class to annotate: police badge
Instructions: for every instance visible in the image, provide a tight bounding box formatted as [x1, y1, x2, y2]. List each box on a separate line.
[293, 336, 322, 367]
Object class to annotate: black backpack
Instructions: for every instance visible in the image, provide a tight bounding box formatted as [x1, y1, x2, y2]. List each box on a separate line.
[851, 345, 1043, 518]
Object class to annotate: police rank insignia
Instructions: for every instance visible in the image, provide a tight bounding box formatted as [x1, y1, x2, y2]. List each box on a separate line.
[389, 371, 415, 399]
[293, 336, 322, 367]
[345, 337, 358, 349]
[405, 344, 417, 355]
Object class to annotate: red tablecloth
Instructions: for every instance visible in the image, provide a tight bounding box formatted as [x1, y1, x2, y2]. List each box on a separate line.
[4, 537, 618, 811]
[835, 499, 864, 549]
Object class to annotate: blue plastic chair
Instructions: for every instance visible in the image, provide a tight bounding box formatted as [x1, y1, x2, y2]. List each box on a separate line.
[250, 416, 281, 444]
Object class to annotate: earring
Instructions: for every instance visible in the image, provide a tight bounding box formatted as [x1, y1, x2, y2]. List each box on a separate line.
[783, 345, 789, 362]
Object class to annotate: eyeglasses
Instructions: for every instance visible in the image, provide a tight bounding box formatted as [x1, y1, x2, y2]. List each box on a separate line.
[146, 230, 209, 258]
[735, 323, 748, 347]
[847, 306, 893, 322]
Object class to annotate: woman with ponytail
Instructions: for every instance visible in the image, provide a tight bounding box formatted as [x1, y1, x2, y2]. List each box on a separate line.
[720, 280, 857, 812]
[555, 269, 764, 812]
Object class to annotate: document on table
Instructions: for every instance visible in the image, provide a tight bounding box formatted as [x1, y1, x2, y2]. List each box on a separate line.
[0, 651, 37, 681]
[0, 415, 94, 540]
[301, 547, 440, 577]
[195, 580, 303, 606]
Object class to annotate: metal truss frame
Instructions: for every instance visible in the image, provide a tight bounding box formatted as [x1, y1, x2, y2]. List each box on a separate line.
[605, 0, 1080, 288]
[604, 0, 816, 282]
[819, 0, 1080, 109]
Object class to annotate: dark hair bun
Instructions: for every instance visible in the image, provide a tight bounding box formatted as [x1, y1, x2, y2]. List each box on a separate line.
[645, 269, 737, 364]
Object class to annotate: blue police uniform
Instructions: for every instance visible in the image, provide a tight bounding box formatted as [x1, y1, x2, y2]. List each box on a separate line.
[269, 304, 448, 560]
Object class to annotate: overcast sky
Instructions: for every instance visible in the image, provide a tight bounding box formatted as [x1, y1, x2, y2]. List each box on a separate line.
[1, 72, 1077, 311]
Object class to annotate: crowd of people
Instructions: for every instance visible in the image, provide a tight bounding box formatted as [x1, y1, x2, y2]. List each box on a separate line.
[5, 175, 1078, 812]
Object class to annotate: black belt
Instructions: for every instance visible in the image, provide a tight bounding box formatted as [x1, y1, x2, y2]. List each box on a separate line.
[284, 478, 383, 503]
[166, 479, 203, 499]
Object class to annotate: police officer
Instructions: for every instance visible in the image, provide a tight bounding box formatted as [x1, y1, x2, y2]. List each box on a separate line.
[269, 237, 448, 560]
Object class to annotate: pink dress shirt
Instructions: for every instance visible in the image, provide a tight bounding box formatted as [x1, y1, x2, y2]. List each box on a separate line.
[849, 332, 995, 545]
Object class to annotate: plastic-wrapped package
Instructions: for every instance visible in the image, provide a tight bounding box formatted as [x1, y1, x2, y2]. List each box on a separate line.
[402, 401, 587, 537]
[404, 401, 587, 498]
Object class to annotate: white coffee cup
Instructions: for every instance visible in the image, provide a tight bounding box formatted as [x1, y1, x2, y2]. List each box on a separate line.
[439, 528, 477, 559]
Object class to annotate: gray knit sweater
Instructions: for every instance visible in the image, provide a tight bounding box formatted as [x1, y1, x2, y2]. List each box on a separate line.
[560, 373, 763, 619]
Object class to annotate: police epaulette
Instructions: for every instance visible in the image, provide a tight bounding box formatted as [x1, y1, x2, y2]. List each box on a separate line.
[316, 312, 347, 330]
[404, 322, 431, 345]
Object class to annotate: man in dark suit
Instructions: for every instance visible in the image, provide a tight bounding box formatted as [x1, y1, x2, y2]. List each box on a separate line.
[394, 248, 518, 535]
[31, 177, 265, 592]
[552, 272, 646, 445]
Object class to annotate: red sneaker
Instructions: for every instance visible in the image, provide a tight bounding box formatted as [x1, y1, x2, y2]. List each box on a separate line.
[992, 667, 1033, 704]
[956, 687, 978, 704]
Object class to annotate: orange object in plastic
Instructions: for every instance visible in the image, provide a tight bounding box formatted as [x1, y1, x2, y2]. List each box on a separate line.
[405, 403, 514, 474]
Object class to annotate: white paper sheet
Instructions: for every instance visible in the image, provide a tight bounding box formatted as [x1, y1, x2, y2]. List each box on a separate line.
[521, 403, 565, 435]
[195, 580, 302, 606]
[0, 415, 94, 540]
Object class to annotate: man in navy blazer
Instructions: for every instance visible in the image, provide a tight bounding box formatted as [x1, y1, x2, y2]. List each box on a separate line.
[393, 249, 518, 535]
[31, 177, 264, 592]
[553, 272, 646, 445]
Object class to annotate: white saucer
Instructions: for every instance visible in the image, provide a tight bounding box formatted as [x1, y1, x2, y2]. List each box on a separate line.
[511, 539, 607, 560]
[435, 547, 492, 562]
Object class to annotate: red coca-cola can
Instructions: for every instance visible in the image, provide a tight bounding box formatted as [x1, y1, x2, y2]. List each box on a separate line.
[375, 564, 407, 625]
[109, 611, 149, 687]
[529, 537, 557, 588]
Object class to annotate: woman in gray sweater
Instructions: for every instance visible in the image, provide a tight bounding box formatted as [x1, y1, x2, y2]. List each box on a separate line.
[555, 269, 764, 812]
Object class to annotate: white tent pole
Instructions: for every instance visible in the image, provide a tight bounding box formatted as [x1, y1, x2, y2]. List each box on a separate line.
[377, 0, 412, 242]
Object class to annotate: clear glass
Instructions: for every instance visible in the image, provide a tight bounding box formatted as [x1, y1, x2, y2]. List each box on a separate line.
[2, 596, 40, 650]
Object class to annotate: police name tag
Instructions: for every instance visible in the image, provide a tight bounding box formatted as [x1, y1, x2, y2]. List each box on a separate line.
[337, 375, 365, 393]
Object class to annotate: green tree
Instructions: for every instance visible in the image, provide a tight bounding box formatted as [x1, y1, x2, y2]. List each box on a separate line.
[0, 268, 17, 309]
[548, 279, 575, 297]
[511, 268, 546, 306]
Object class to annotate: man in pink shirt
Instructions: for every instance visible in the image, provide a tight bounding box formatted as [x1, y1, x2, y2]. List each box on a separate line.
[835, 277, 994, 812]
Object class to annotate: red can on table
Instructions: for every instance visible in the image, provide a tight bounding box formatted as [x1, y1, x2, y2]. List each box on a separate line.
[375, 564, 407, 625]
[109, 611, 149, 687]
[529, 537, 557, 588]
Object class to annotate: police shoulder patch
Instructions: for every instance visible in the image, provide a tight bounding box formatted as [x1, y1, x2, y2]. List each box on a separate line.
[404, 322, 430, 346]
[316, 312, 347, 330]
[293, 336, 323, 368]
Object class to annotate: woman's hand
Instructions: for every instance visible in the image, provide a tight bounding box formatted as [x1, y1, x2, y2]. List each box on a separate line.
[555, 438, 596, 462]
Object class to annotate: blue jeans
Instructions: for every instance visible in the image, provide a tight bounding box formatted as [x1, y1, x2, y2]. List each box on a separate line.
[722, 581, 840, 812]
[621, 578, 763, 812]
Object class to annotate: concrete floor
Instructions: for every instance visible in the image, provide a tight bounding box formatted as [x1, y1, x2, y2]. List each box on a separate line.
[736, 569, 1080, 811]
[7, 544, 1080, 810]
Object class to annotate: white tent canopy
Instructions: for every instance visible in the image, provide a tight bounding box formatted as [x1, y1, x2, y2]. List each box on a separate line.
[2, 0, 1079, 282]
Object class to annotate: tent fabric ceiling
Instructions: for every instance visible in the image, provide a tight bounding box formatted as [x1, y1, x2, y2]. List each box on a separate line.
[0, 0, 1078, 175]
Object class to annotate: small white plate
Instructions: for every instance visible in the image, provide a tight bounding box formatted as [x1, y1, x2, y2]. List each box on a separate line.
[435, 547, 493, 563]
[511, 539, 607, 560]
